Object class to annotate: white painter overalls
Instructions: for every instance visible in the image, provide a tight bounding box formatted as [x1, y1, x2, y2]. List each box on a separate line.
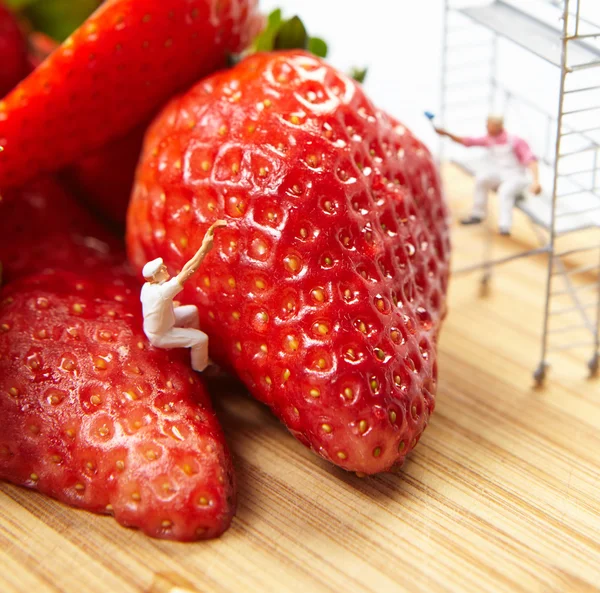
[141, 278, 209, 372]
[471, 137, 530, 232]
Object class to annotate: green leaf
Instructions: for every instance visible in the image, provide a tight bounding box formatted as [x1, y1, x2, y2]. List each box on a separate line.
[249, 9, 330, 58]
[254, 29, 276, 52]
[267, 8, 282, 29]
[350, 67, 368, 84]
[253, 8, 283, 52]
[22, 0, 101, 41]
[307, 37, 328, 58]
[274, 16, 308, 51]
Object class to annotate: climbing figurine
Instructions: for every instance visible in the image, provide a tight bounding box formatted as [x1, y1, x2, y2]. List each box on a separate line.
[434, 114, 542, 236]
[140, 220, 227, 372]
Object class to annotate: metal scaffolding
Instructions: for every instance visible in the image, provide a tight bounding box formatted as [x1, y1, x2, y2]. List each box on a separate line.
[440, 0, 600, 385]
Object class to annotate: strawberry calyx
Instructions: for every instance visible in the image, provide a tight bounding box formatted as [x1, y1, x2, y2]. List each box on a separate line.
[252, 9, 328, 58]
[248, 9, 367, 83]
[350, 67, 368, 84]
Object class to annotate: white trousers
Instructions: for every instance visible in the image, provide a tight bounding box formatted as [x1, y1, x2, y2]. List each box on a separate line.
[472, 171, 529, 231]
[147, 305, 209, 372]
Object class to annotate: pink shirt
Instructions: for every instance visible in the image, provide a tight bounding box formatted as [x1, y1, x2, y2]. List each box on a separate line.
[463, 131, 537, 166]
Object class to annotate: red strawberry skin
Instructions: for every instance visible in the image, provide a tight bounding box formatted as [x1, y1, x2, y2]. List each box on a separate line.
[0, 2, 29, 97]
[0, 176, 124, 285]
[127, 51, 451, 475]
[0, 270, 235, 540]
[0, 0, 261, 189]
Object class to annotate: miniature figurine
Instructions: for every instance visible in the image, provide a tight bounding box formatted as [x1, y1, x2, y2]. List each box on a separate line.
[141, 220, 227, 372]
[435, 114, 542, 236]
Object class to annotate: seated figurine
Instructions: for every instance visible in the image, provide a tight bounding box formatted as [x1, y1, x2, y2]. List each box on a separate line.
[435, 115, 542, 236]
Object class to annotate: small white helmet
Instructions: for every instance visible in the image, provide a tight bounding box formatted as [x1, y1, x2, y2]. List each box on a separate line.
[142, 258, 164, 280]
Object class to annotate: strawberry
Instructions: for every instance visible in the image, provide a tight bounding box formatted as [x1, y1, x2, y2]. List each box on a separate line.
[22, 30, 143, 225]
[127, 51, 451, 475]
[0, 270, 235, 540]
[0, 0, 262, 189]
[0, 2, 29, 97]
[62, 124, 146, 225]
[0, 176, 124, 285]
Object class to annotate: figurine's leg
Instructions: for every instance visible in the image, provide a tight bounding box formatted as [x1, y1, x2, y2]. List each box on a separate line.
[174, 304, 199, 329]
[189, 332, 210, 372]
[497, 176, 528, 233]
[153, 328, 210, 371]
[471, 173, 499, 220]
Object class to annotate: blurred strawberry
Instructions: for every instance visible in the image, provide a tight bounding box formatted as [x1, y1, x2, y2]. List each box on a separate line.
[21, 29, 142, 225]
[0, 0, 262, 189]
[0, 270, 235, 540]
[0, 176, 124, 285]
[62, 124, 146, 225]
[127, 51, 451, 475]
[0, 2, 29, 96]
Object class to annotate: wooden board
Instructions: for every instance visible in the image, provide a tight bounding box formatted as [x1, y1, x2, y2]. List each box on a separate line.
[1, 166, 599, 593]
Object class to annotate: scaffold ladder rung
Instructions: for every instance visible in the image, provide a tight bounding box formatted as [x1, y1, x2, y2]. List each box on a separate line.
[550, 302, 599, 315]
[548, 341, 594, 352]
[548, 324, 593, 335]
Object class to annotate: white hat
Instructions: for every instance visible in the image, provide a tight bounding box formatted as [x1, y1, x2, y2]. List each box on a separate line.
[142, 258, 164, 279]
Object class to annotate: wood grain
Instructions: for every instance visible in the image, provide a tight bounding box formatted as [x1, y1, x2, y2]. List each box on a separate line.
[1, 166, 599, 593]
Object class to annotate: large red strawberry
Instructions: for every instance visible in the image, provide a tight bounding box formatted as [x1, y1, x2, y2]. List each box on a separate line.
[0, 176, 124, 285]
[0, 0, 262, 189]
[127, 51, 451, 475]
[0, 270, 235, 540]
[0, 2, 29, 97]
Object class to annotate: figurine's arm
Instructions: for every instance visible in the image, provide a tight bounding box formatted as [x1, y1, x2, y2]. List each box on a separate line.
[514, 136, 542, 195]
[434, 127, 467, 146]
[175, 220, 227, 286]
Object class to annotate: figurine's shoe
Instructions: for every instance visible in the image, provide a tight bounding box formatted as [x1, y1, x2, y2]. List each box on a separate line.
[499, 228, 511, 237]
[460, 216, 483, 226]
